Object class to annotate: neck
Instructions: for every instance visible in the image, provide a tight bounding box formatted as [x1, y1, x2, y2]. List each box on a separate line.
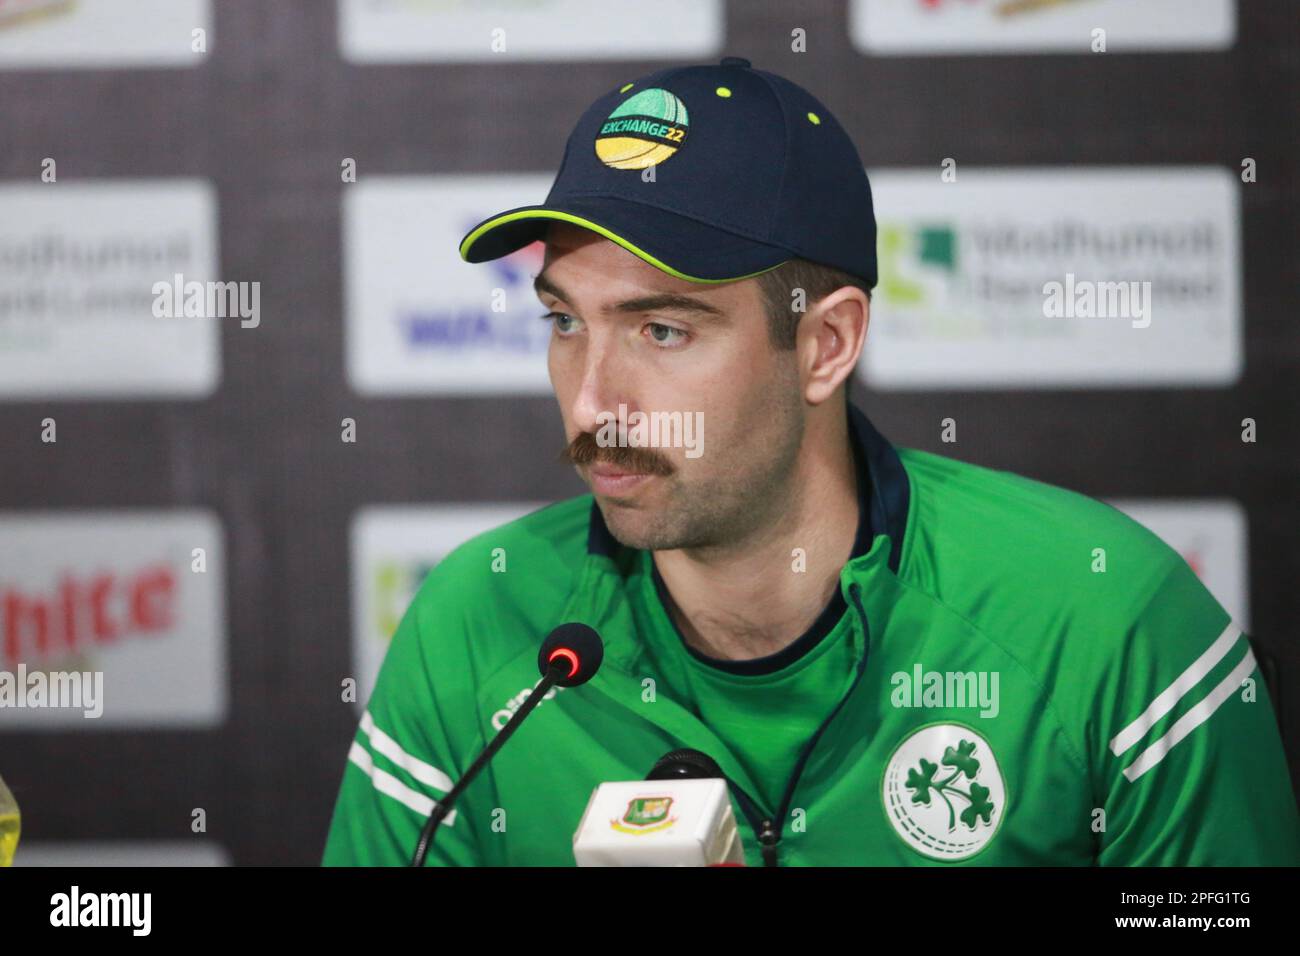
[653, 407, 860, 662]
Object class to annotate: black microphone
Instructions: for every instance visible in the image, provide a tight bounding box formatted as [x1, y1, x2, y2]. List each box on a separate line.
[646, 749, 726, 781]
[536, 622, 604, 687]
[410, 622, 604, 867]
[647, 749, 749, 866]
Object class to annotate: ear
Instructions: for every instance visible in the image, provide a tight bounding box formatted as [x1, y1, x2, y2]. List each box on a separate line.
[797, 287, 870, 406]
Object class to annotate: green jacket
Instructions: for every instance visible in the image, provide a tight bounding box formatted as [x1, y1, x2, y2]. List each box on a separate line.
[323, 405, 1300, 866]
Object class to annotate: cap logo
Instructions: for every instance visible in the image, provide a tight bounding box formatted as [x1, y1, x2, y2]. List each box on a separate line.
[594, 88, 689, 170]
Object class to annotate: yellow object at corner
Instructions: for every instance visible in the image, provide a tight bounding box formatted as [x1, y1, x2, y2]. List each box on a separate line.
[0, 774, 20, 867]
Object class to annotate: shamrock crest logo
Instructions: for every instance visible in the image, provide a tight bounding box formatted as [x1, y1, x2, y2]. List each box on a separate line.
[883, 724, 1007, 861]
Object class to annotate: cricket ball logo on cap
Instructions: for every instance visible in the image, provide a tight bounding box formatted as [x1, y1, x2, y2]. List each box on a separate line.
[594, 87, 689, 170]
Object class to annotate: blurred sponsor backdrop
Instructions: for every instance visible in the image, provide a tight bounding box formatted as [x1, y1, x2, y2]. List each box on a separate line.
[0, 0, 1296, 865]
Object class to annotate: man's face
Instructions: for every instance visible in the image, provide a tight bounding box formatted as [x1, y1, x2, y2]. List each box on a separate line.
[537, 221, 807, 552]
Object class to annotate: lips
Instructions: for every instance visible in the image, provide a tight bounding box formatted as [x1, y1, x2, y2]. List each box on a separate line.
[586, 462, 653, 497]
[588, 461, 641, 478]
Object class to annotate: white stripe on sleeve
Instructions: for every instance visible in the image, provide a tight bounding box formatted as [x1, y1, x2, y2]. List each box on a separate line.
[1109, 621, 1242, 756]
[1120, 647, 1257, 783]
[360, 709, 456, 792]
[348, 741, 457, 826]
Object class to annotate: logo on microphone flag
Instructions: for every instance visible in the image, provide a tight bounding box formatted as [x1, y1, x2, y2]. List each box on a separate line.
[610, 795, 677, 835]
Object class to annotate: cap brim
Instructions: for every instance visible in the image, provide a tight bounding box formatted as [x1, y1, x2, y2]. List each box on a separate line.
[457, 196, 790, 284]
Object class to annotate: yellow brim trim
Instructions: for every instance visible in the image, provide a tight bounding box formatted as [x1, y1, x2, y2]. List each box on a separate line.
[458, 209, 785, 285]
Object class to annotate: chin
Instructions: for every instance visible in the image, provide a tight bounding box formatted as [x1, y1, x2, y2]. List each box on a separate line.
[601, 514, 660, 551]
[599, 504, 680, 552]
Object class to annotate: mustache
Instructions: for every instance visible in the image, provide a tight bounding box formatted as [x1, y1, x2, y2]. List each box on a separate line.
[560, 431, 676, 476]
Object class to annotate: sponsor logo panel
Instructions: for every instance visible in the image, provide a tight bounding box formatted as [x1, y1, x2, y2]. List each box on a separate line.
[344, 175, 556, 395]
[850, 0, 1235, 55]
[14, 840, 230, 866]
[0, 510, 228, 728]
[0, 0, 211, 68]
[339, 0, 722, 63]
[862, 167, 1240, 389]
[350, 504, 542, 703]
[0, 180, 220, 398]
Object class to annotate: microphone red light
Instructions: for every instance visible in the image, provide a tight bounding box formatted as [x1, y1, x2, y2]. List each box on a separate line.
[548, 647, 580, 679]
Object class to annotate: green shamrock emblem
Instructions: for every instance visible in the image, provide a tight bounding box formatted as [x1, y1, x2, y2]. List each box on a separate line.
[903, 737, 996, 833]
[960, 782, 995, 829]
[905, 758, 939, 806]
[942, 739, 980, 779]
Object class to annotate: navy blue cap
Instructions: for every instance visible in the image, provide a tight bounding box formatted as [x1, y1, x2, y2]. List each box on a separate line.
[458, 57, 877, 287]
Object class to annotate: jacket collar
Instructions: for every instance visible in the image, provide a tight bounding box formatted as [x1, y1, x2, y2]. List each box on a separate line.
[573, 402, 911, 814]
[847, 401, 910, 575]
[585, 401, 910, 575]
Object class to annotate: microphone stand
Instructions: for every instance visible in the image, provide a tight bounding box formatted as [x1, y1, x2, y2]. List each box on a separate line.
[410, 659, 567, 867]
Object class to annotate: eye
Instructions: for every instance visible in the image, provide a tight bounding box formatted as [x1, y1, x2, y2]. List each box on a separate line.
[645, 322, 688, 347]
[541, 311, 582, 336]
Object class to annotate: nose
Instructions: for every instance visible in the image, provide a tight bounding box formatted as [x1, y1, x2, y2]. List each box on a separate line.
[569, 335, 631, 437]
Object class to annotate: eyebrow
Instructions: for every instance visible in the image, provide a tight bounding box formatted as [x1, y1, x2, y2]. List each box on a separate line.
[533, 271, 725, 318]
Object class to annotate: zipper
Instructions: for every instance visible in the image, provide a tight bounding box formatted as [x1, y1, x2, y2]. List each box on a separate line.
[724, 780, 777, 866]
[722, 582, 874, 867]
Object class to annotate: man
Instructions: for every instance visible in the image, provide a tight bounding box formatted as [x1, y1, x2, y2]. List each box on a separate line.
[324, 58, 1299, 866]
